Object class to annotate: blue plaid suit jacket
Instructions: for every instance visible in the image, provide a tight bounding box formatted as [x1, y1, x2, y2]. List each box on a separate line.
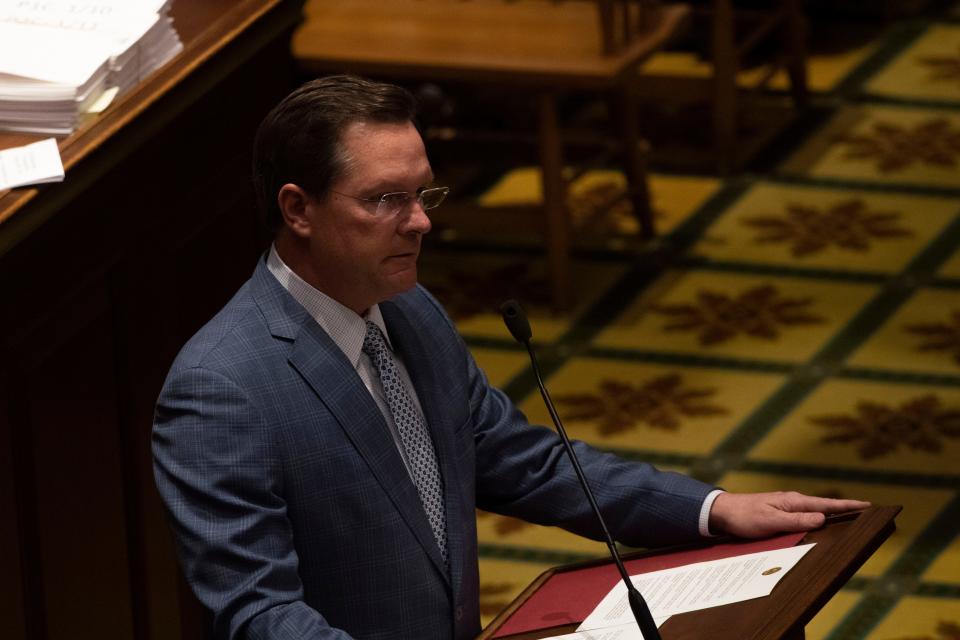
[152, 257, 715, 639]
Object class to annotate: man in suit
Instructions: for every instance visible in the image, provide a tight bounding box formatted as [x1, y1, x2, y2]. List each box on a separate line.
[152, 75, 868, 640]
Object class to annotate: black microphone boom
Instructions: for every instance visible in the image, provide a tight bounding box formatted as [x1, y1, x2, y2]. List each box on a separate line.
[499, 299, 663, 640]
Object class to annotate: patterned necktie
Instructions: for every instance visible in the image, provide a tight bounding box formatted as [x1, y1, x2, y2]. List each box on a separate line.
[362, 320, 448, 565]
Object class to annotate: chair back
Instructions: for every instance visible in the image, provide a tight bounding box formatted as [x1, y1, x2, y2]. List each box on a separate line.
[597, 0, 667, 55]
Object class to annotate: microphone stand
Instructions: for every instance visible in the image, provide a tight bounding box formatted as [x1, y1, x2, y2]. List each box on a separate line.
[500, 300, 663, 640]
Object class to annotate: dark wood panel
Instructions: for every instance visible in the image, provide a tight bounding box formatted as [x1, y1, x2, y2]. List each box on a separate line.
[0, 1, 304, 638]
[22, 283, 134, 640]
[0, 366, 27, 640]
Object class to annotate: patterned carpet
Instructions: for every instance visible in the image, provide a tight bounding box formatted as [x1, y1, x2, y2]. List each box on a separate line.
[417, 8, 960, 640]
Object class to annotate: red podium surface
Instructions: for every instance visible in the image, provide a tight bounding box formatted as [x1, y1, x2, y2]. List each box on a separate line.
[480, 506, 900, 640]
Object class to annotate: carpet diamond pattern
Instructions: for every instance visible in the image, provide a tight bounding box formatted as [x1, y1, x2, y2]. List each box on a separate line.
[419, 9, 960, 638]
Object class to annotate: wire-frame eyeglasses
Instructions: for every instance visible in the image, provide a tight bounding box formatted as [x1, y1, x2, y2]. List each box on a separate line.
[331, 186, 450, 218]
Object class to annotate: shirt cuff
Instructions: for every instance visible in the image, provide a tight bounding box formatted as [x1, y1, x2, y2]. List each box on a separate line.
[699, 489, 725, 537]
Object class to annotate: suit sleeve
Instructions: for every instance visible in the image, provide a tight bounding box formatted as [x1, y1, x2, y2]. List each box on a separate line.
[462, 347, 716, 548]
[152, 365, 355, 640]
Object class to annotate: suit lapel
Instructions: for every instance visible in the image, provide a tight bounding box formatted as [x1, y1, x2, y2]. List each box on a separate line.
[381, 300, 467, 599]
[291, 322, 453, 583]
[250, 262, 451, 583]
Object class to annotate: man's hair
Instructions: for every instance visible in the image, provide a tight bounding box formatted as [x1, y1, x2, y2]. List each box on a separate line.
[252, 75, 418, 232]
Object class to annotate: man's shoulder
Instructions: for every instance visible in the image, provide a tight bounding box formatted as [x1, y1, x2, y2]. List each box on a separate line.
[391, 284, 454, 327]
[171, 279, 274, 374]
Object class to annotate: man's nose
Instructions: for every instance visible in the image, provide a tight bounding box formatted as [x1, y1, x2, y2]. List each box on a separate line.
[403, 198, 432, 234]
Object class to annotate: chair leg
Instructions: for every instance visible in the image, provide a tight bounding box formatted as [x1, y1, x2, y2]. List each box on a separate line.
[538, 92, 573, 311]
[617, 83, 654, 240]
[712, 0, 738, 175]
[783, 0, 809, 108]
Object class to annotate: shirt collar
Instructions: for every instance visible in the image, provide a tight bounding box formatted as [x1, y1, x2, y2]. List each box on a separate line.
[266, 245, 392, 367]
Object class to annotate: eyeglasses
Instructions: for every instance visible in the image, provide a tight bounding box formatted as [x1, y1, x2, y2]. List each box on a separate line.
[331, 186, 449, 218]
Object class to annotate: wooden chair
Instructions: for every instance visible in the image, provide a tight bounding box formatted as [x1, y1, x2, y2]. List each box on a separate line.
[639, 0, 808, 173]
[293, 0, 690, 310]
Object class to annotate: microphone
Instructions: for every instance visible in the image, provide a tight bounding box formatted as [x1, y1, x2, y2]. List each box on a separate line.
[500, 300, 663, 640]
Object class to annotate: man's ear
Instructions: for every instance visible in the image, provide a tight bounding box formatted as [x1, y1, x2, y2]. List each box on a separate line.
[277, 183, 315, 238]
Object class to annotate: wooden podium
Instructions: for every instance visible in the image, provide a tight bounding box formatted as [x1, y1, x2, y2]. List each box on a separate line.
[0, 2, 302, 639]
[480, 505, 901, 640]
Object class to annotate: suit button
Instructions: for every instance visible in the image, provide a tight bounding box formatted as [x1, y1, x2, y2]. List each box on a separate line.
[455, 606, 463, 621]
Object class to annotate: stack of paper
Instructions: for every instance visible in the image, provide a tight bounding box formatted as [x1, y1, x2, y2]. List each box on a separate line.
[0, 0, 183, 135]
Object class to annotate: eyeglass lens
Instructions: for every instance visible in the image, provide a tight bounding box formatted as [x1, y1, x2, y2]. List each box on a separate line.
[379, 188, 448, 216]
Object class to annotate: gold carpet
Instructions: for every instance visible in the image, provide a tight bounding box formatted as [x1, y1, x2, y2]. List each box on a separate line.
[419, 8, 960, 639]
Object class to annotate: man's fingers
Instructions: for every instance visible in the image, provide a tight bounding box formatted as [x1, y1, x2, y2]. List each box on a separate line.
[778, 493, 871, 514]
[786, 511, 826, 532]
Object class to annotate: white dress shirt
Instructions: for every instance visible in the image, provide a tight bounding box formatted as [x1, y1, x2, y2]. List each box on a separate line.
[266, 245, 424, 476]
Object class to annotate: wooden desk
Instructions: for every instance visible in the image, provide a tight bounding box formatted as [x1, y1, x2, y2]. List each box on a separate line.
[0, 2, 302, 639]
[294, 0, 690, 310]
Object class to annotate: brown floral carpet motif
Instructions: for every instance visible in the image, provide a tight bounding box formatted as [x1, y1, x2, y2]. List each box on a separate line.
[917, 47, 960, 86]
[809, 394, 960, 460]
[477, 510, 533, 537]
[553, 374, 728, 435]
[904, 310, 960, 366]
[424, 263, 551, 321]
[567, 179, 665, 236]
[888, 620, 960, 640]
[479, 582, 517, 617]
[835, 118, 960, 172]
[741, 199, 913, 257]
[652, 284, 826, 346]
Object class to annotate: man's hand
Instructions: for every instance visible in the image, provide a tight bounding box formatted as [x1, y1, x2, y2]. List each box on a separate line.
[709, 491, 871, 538]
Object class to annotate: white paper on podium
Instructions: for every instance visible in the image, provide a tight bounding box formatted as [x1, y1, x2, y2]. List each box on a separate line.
[578, 543, 815, 632]
[0, 138, 65, 190]
[543, 618, 670, 640]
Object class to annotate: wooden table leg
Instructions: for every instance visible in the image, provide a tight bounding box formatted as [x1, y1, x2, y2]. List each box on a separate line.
[784, 0, 809, 108]
[617, 83, 654, 240]
[538, 92, 573, 311]
[712, 0, 737, 175]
